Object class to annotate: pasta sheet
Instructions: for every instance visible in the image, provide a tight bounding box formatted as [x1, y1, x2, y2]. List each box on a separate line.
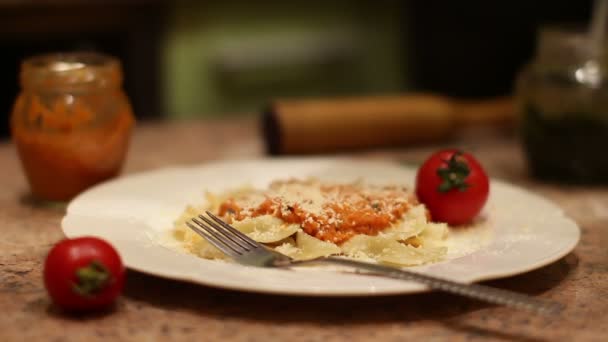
[172, 185, 448, 266]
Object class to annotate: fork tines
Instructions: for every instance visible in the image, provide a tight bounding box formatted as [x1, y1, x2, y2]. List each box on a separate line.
[186, 211, 259, 257]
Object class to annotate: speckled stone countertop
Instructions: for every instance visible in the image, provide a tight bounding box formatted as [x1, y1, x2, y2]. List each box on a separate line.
[1, 119, 606, 341]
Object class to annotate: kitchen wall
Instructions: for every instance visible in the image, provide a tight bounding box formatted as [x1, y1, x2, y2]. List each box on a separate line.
[0, 1, 593, 139]
[162, 0, 407, 118]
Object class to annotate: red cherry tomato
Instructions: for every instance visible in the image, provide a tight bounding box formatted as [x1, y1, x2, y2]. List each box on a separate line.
[415, 149, 489, 225]
[43, 237, 125, 311]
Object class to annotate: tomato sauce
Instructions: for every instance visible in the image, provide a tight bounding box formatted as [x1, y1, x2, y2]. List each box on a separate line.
[11, 53, 136, 202]
[218, 183, 414, 244]
[12, 94, 134, 201]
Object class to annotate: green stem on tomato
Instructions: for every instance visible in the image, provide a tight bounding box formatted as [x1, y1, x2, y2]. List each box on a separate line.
[437, 151, 471, 193]
[72, 260, 111, 296]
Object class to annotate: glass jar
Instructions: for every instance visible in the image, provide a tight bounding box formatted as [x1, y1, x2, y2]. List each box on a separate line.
[516, 27, 608, 184]
[11, 52, 135, 201]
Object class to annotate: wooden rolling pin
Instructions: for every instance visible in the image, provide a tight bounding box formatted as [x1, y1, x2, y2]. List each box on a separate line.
[262, 94, 515, 154]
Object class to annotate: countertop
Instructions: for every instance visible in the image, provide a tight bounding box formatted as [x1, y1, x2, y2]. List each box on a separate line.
[0, 119, 606, 341]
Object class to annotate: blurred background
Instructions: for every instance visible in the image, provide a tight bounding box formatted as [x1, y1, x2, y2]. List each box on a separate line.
[0, 0, 592, 140]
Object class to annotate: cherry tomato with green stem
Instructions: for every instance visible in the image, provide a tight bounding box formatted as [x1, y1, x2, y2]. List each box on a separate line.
[415, 149, 489, 225]
[44, 237, 125, 311]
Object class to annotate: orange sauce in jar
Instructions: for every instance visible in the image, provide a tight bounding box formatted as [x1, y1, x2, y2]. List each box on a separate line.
[11, 53, 135, 201]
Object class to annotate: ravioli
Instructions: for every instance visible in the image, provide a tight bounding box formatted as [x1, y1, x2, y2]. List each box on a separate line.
[172, 179, 448, 266]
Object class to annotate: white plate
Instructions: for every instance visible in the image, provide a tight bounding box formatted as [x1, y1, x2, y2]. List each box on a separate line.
[62, 159, 580, 296]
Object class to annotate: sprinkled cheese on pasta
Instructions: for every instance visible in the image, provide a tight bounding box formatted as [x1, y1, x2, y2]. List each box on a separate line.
[172, 178, 448, 266]
[217, 179, 420, 244]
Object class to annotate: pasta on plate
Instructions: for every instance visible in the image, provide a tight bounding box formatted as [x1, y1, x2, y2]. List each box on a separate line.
[172, 178, 448, 266]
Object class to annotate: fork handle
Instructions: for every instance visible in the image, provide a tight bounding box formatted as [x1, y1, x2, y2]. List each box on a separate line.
[300, 257, 562, 315]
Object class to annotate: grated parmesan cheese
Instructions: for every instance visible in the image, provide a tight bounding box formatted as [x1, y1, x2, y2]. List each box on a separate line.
[215, 179, 420, 244]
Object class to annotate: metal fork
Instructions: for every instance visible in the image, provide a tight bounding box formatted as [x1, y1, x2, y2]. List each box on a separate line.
[187, 211, 563, 315]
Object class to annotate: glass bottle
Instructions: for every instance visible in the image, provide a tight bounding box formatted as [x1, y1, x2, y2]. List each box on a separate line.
[11, 52, 136, 201]
[516, 27, 608, 184]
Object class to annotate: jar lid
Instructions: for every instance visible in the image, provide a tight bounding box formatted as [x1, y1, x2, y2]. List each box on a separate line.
[20, 52, 123, 89]
[536, 27, 606, 64]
